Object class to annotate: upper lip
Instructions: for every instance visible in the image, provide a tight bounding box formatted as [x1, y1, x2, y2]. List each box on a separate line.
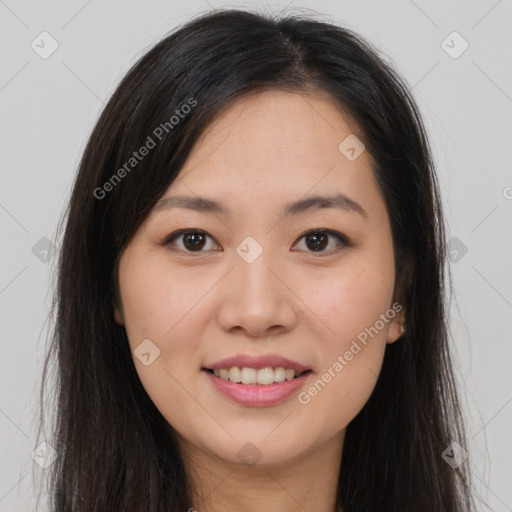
[203, 354, 311, 373]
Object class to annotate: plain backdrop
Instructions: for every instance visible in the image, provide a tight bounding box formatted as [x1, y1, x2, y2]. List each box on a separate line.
[0, 0, 511, 510]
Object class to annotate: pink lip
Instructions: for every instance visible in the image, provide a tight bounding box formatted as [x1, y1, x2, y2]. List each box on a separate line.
[203, 369, 313, 407]
[203, 354, 311, 373]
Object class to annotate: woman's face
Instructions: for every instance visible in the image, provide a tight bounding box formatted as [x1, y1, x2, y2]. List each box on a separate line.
[114, 89, 405, 467]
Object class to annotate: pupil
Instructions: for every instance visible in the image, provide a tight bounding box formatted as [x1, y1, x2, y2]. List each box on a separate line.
[307, 232, 327, 251]
[184, 232, 205, 251]
[182, 231, 328, 252]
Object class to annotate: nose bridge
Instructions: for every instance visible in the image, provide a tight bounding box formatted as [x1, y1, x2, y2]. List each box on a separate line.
[216, 239, 296, 335]
[233, 239, 282, 304]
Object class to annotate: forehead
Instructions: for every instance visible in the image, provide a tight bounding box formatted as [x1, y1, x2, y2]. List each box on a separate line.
[152, 89, 383, 222]
[179, 89, 366, 178]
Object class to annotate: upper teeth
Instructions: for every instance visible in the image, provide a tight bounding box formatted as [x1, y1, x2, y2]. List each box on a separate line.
[213, 366, 303, 385]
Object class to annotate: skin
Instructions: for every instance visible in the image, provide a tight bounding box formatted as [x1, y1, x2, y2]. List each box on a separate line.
[114, 89, 406, 512]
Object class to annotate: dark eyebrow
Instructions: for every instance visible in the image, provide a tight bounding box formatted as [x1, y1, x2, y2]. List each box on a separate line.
[153, 193, 367, 219]
[283, 193, 367, 219]
[153, 195, 230, 215]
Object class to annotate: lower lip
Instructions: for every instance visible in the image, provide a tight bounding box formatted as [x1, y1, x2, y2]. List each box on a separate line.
[203, 370, 313, 407]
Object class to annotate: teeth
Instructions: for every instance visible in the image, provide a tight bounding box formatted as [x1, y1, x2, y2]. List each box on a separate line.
[241, 367, 257, 384]
[274, 367, 286, 383]
[256, 367, 274, 386]
[228, 366, 241, 383]
[212, 366, 305, 385]
[285, 369, 295, 381]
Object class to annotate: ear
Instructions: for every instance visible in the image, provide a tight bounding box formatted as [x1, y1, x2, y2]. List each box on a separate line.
[386, 310, 406, 344]
[113, 299, 125, 326]
[386, 251, 412, 344]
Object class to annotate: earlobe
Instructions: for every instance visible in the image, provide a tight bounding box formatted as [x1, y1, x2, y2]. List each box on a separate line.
[113, 301, 124, 326]
[386, 315, 406, 344]
[388, 252, 413, 344]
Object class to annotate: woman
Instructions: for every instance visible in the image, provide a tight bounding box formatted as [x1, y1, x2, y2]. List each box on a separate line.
[38, 8, 475, 511]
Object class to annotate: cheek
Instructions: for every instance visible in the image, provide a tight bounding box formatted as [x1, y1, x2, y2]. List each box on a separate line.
[299, 343, 385, 437]
[294, 261, 394, 423]
[304, 260, 395, 349]
[119, 253, 207, 348]
[118, 257, 210, 425]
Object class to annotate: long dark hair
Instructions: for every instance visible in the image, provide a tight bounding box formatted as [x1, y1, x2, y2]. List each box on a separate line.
[38, 8, 475, 511]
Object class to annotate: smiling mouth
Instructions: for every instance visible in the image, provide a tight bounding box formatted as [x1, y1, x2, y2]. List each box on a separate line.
[203, 367, 313, 386]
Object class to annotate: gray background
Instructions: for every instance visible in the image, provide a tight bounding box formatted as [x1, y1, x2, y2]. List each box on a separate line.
[0, 0, 511, 510]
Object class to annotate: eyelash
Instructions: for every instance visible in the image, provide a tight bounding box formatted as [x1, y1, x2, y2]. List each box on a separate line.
[159, 228, 351, 255]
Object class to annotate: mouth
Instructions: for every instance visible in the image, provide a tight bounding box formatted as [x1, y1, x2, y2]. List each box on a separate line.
[201, 354, 313, 406]
[202, 367, 313, 385]
[201, 366, 314, 407]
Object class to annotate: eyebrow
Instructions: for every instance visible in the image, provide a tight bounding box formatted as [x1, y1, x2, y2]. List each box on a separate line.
[153, 193, 367, 219]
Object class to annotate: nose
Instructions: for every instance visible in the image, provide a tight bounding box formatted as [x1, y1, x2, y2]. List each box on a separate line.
[215, 248, 298, 338]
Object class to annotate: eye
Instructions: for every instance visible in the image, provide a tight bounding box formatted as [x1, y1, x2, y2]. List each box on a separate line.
[293, 229, 350, 253]
[160, 228, 350, 255]
[161, 229, 220, 253]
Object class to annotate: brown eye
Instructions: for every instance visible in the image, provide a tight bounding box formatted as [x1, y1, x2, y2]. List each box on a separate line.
[294, 229, 349, 253]
[182, 231, 206, 251]
[162, 230, 218, 253]
[305, 232, 329, 251]
[161, 228, 350, 255]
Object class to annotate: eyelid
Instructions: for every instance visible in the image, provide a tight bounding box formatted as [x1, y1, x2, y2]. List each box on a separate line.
[293, 228, 351, 252]
[160, 228, 351, 254]
[160, 229, 220, 254]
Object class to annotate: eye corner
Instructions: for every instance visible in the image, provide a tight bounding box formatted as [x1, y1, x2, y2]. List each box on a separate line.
[160, 228, 221, 255]
[293, 228, 351, 254]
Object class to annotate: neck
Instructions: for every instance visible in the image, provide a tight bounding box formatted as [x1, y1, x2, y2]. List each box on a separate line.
[179, 431, 345, 512]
